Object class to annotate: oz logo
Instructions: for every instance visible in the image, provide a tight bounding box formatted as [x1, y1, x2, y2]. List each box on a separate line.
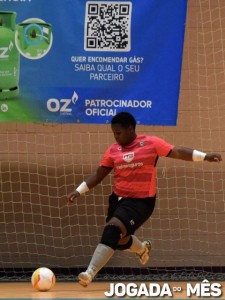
[0, 41, 14, 59]
[47, 91, 78, 113]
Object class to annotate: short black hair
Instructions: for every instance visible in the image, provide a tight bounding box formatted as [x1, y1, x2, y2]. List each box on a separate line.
[111, 112, 136, 129]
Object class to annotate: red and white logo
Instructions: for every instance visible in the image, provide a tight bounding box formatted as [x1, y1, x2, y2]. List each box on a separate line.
[123, 152, 134, 163]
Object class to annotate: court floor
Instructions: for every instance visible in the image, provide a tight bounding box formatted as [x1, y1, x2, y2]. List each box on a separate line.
[0, 282, 106, 298]
[1, 282, 225, 299]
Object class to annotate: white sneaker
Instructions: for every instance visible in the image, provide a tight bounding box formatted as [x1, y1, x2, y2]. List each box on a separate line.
[78, 270, 94, 287]
[137, 240, 152, 265]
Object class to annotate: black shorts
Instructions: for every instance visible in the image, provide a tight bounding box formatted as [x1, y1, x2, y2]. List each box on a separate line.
[106, 192, 156, 235]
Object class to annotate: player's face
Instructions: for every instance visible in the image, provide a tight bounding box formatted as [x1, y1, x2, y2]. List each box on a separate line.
[111, 124, 136, 146]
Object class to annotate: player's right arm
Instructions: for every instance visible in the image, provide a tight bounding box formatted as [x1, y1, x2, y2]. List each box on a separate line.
[67, 166, 112, 203]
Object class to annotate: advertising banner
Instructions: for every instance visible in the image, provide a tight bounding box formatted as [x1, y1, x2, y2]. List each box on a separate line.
[0, 0, 187, 124]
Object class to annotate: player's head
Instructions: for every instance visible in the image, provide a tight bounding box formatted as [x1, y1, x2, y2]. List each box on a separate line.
[111, 112, 137, 146]
[111, 112, 136, 130]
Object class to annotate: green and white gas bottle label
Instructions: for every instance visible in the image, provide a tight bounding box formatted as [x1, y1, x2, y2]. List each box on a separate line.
[15, 18, 53, 59]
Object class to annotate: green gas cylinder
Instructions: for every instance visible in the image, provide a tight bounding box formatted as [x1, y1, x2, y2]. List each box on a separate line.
[0, 11, 20, 99]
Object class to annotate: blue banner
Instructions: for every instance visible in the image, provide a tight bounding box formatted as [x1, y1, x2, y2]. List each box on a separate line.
[0, 0, 187, 124]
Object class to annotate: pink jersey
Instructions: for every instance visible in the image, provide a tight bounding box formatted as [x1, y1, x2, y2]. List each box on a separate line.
[100, 135, 174, 198]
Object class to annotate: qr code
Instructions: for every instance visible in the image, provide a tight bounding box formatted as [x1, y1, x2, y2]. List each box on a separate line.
[84, 1, 132, 52]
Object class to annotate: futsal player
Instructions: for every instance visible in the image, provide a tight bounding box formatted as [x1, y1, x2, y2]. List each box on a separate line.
[67, 111, 222, 287]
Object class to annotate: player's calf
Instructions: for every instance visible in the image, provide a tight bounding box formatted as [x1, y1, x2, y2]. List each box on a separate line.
[78, 224, 122, 287]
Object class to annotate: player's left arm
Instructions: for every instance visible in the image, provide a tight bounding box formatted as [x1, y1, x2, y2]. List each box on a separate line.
[168, 146, 222, 162]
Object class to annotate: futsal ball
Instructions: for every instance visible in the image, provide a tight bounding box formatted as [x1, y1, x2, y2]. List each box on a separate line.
[31, 267, 56, 292]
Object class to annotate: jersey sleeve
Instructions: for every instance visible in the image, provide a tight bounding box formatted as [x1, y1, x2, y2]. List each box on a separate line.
[153, 136, 174, 157]
[99, 146, 114, 168]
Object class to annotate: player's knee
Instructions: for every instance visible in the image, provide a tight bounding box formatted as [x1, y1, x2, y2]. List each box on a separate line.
[100, 224, 122, 250]
[116, 236, 133, 251]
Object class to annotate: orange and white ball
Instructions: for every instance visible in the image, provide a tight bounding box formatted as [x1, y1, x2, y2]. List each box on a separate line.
[31, 267, 56, 292]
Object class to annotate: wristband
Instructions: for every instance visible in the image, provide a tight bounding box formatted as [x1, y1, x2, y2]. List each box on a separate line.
[76, 181, 89, 194]
[192, 150, 207, 162]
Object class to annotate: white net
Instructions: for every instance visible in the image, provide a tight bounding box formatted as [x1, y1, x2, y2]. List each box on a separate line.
[1, 0, 225, 281]
[0, 123, 224, 281]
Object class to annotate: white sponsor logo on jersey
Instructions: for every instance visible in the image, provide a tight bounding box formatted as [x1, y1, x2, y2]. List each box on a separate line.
[123, 152, 134, 163]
